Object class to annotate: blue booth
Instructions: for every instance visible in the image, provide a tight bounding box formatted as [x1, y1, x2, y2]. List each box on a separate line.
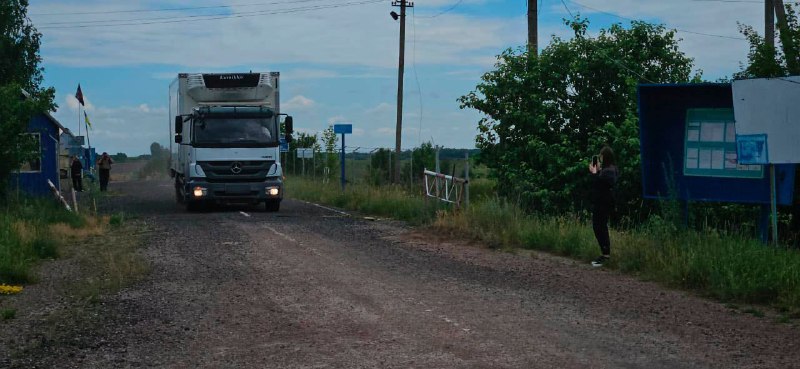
[638, 83, 795, 207]
[10, 111, 68, 196]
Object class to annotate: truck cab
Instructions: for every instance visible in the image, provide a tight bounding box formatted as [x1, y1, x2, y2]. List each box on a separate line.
[169, 73, 292, 211]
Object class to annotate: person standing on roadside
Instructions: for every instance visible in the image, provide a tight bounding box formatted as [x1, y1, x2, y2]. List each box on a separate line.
[70, 155, 83, 192]
[96, 152, 114, 192]
[588, 146, 619, 267]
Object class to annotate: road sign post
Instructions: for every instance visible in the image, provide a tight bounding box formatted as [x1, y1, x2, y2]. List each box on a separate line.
[333, 124, 353, 191]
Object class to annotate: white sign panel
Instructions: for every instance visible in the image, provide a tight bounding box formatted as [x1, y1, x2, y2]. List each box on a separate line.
[732, 76, 800, 164]
[296, 148, 314, 159]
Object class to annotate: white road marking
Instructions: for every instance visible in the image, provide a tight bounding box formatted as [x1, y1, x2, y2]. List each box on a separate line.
[298, 200, 350, 217]
[264, 226, 297, 243]
[239, 211, 251, 217]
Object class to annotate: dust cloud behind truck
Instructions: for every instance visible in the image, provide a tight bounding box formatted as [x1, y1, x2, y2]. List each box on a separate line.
[169, 72, 293, 211]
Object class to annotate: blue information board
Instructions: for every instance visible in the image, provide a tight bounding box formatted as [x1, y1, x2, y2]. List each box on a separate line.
[333, 124, 352, 134]
[638, 83, 795, 205]
[279, 137, 288, 153]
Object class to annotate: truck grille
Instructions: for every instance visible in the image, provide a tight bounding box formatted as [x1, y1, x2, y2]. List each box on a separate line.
[198, 160, 274, 183]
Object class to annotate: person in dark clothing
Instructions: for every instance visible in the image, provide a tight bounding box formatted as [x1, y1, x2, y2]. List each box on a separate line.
[70, 155, 83, 192]
[96, 152, 114, 192]
[589, 146, 619, 267]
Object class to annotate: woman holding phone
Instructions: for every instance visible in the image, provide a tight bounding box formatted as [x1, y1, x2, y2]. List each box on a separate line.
[588, 146, 619, 267]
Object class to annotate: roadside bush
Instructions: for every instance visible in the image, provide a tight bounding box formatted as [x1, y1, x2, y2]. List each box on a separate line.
[0, 196, 86, 284]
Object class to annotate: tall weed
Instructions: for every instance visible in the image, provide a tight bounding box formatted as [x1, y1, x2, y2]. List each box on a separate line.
[0, 197, 89, 283]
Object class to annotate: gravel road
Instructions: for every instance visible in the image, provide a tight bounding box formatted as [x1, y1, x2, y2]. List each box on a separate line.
[5, 176, 800, 368]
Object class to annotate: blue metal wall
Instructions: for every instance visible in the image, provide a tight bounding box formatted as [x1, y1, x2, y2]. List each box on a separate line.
[9, 114, 61, 196]
[638, 83, 795, 205]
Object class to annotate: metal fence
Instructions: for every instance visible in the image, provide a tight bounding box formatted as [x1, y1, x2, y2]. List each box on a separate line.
[284, 146, 472, 207]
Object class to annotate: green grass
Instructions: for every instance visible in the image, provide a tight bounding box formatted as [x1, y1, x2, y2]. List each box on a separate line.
[0, 196, 86, 284]
[1, 308, 16, 320]
[439, 201, 800, 313]
[109, 212, 125, 228]
[287, 176, 442, 225]
[287, 176, 800, 313]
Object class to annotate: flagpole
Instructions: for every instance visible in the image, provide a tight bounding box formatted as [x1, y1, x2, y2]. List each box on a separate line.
[78, 103, 81, 136]
[85, 112, 92, 174]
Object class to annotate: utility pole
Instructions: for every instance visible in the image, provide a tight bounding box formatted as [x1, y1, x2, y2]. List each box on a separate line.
[774, 0, 800, 74]
[391, 1, 413, 183]
[765, 0, 775, 48]
[528, 0, 538, 55]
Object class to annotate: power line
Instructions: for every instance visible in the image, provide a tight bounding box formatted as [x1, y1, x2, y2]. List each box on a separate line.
[417, 0, 464, 18]
[30, 0, 326, 16]
[568, 0, 747, 41]
[38, 0, 384, 29]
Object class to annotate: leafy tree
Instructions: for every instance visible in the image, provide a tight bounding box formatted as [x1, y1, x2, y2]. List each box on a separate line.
[320, 126, 339, 179]
[401, 142, 435, 181]
[0, 0, 55, 196]
[111, 152, 128, 163]
[736, 3, 799, 78]
[366, 148, 394, 186]
[459, 18, 697, 217]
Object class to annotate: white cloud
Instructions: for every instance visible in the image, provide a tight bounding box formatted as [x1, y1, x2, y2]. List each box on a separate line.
[31, 1, 522, 70]
[327, 115, 348, 125]
[365, 102, 394, 115]
[65, 93, 95, 112]
[52, 102, 169, 156]
[283, 95, 316, 111]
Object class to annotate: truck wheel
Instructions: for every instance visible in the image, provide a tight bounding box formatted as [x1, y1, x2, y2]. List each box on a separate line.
[265, 200, 280, 212]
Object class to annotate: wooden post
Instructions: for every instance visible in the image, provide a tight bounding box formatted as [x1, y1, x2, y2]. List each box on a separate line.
[770, 164, 779, 244]
[464, 152, 470, 209]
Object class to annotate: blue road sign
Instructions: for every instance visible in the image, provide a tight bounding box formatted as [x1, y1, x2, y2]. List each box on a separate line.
[333, 124, 352, 134]
[279, 137, 289, 153]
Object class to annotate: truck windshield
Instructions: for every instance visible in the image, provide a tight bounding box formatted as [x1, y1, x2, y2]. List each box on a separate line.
[192, 117, 277, 147]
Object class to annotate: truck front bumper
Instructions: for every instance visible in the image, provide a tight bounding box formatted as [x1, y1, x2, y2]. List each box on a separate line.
[185, 178, 283, 204]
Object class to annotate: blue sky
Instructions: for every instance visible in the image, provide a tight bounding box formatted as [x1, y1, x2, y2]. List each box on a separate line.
[28, 0, 765, 155]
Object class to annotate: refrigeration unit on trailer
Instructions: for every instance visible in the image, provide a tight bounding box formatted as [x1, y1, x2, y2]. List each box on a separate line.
[169, 72, 293, 211]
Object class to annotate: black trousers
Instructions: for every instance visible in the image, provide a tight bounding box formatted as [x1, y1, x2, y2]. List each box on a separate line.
[592, 205, 611, 256]
[99, 169, 110, 191]
[71, 176, 83, 192]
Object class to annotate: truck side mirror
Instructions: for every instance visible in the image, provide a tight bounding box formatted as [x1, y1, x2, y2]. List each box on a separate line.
[284, 116, 294, 143]
[174, 116, 183, 134]
[174, 116, 183, 143]
[284, 116, 294, 134]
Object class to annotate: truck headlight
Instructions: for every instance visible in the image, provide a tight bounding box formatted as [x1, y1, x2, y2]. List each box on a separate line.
[193, 186, 208, 197]
[266, 187, 279, 196]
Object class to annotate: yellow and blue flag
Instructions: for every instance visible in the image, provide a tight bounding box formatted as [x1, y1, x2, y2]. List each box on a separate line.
[84, 111, 92, 129]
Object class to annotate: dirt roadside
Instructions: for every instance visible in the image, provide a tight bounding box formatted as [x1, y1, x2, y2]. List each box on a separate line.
[1, 175, 799, 368]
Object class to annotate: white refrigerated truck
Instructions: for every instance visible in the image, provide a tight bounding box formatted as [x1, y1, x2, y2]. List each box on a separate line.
[169, 72, 293, 211]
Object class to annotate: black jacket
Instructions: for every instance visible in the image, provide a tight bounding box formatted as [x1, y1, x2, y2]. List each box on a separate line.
[591, 165, 619, 210]
[70, 160, 83, 177]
